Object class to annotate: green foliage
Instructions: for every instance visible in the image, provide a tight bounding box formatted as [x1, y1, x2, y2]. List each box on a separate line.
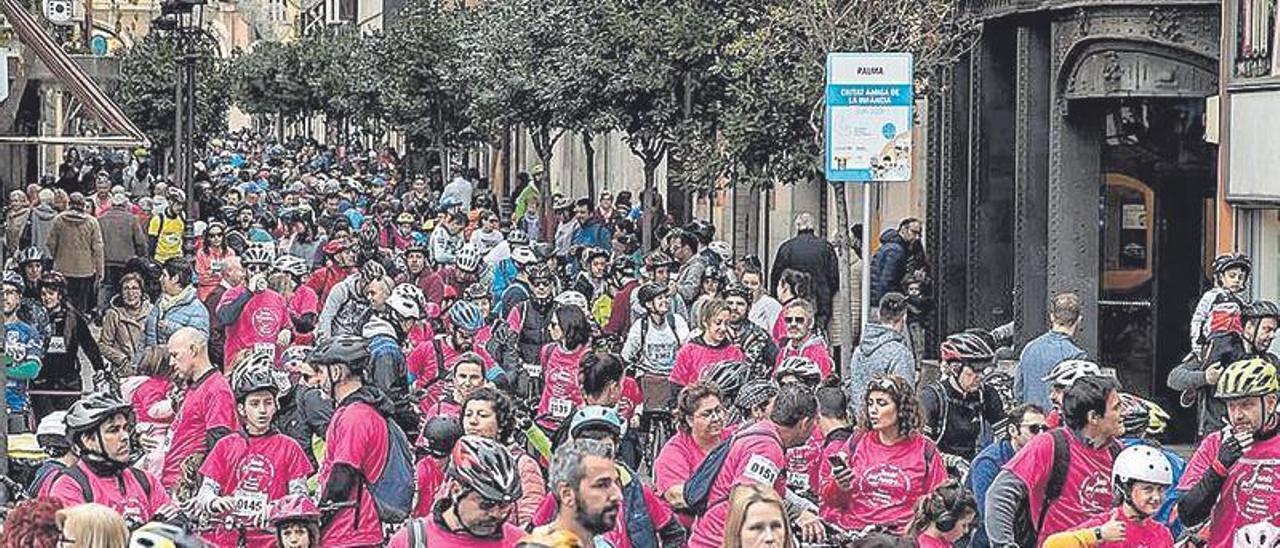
[375, 0, 474, 149]
[114, 31, 229, 150]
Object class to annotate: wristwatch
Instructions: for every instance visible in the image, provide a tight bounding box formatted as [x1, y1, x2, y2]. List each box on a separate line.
[1094, 527, 1104, 541]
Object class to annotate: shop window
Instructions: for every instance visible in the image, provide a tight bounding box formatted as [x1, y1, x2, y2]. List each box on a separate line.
[1102, 173, 1155, 291]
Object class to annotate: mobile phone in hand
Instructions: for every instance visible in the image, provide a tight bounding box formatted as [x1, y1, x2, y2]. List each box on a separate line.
[828, 453, 849, 476]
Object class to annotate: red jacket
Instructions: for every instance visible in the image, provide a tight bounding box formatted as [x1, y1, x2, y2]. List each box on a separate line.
[305, 264, 354, 304]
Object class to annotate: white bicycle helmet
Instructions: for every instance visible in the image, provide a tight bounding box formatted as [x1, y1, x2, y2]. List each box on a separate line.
[386, 293, 423, 321]
[555, 290, 591, 316]
[1042, 359, 1103, 388]
[456, 244, 483, 274]
[273, 254, 309, 277]
[708, 240, 732, 263]
[392, 283, 427, 307]
[241, 245, 275, 266]
[1235, 522, 1280, 548]
[1112, 444, 1173, 487]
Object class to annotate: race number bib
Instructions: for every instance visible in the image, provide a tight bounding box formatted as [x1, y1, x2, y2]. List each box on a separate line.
[743, 454, 780, 485]
[47, 336, 67, 354]
[231, 489, 269, 518]
[523, 362, 543, 376]
[253, 343, 275, 357]
[550, 398, 574, 419]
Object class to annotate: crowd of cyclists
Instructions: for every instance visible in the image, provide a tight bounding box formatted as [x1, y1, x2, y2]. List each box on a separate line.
[0, 131, 1277, 547]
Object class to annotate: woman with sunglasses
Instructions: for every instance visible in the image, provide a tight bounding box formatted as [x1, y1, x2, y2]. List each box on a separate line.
[195, 221, 236, 301]
[536, 302, 594, 433]
[820, 374, 947, 535]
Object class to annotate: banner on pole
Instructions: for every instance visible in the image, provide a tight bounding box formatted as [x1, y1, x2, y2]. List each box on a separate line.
[824, 52, 914, 182]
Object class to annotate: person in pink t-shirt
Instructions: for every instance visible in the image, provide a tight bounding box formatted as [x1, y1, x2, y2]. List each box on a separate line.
[307, 335, 392, 548]
[48, 393, 172, 529]
[774, 299, 833, 379]
[218, 249, 291, 366]
[1176, 358, 1280, 548]
[388, 436, 527, 548]
[906, 481, 979, 548]
[462, 387, 546, 527]
[984, 375, 1126, 547]
[413, 417, 463, 518]
[1044, 445, 1175, 548]
[821, 374, 947, 535]
[273, 254, 319, 347]
[197, 367, 314, 548]
[162, 327, 239, 492]
[653, 382, 731, 529]
[688, 383, 824, 548]
[537, 303, 593, 431]
[407, 304, 495, 412]
[669, 299, 746, 390]
[422, 353, 486, 422]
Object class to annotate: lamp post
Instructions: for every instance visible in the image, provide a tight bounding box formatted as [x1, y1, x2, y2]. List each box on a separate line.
[155, 0, 205, 258]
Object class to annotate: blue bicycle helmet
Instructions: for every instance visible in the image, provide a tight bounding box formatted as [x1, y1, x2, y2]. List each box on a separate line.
[449, 301, 486, 334]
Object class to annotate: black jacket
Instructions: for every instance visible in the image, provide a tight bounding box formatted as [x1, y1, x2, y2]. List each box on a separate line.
[769, 230, 840, 321]
[36, 305, 103, 392]
[869, 229, 908, 304]
[274, 386, 334, 468]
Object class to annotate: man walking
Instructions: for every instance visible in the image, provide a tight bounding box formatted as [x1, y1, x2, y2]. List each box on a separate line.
[45, 193, 104, 317]
[98, 189, 148, 313]
[770, 213, 840, 332]
[868, 217, 922, 305]
[845, 293, 916, 415]
[1015, 292, 1087, 410]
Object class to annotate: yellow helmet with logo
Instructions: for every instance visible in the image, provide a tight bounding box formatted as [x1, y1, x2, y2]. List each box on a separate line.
[1216, 357, 1280, 399]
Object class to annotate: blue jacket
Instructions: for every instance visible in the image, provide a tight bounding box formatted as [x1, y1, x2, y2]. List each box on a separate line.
[868, 229, 908, 304]
[145, 287, 210, 346]
[572, 218, 612, 250]
[1015, 330, 1086, 409]
[966, 439, 1016, 548]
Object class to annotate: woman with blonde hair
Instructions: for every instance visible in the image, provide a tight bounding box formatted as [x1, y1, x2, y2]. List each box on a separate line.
[56, 503, 128, 548]
[722, 483, 795, 548]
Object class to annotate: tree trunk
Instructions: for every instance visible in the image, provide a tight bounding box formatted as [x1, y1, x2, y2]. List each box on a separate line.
[583, 130, 597, 201]
[834, 181, 859, 374]
[530, 124, 562, 241]
[641, 159, 658, 252]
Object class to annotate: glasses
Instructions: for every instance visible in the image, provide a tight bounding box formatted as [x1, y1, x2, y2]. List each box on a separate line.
[207, 232, 224, 238]
[784, 315, 807, 324]
[477, 497, 515, 512]
[696, 406, 726, 420]
[1022, 424, 1050, 434]
[531, 279, 554, 288]
[247, 265, 269, 273]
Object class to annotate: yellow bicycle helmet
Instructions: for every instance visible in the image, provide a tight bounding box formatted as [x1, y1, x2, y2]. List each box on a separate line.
[517, 528, 584, 548]
[1216, 357, 1280, 399]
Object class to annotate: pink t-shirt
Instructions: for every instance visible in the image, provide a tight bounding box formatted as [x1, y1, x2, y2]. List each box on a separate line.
[407, 337, 495, 411]
[219, 287, 289, 365]
[1177, 430, 1280, 548]
[688, 421, 788, 548]
[198, 433, 315, 547]
[536, 344, 590, 428]
[786, 428, 823, 495]
[775, 335, 834, 379]
[320, 400, 390, 547]
[163, 369, 238, 489]
[1005, 429, 1119, 545]
[1073, 507, 1174, 548]
[386, 512, 525, 548]
[652, 430, 729, 529]
[412, 458, 448, 518]
[423, 397, 462, 422]
[668, 339, 747, 387]
[916, 533, 952, 548]
[818, 432, 947, 534]
[131, 376, 173, 424]
[530, 465, 673, 548]
[808, 428, 855, 499]
[289, 285, 320, 319]
[48, 462, 171, 527]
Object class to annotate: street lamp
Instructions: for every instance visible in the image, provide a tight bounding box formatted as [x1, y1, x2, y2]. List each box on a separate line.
[155, 0, 206, 257]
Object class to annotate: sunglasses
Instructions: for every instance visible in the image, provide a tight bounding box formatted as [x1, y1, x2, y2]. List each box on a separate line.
[1022, 424, 1050, 434]
[476, 497, 514, 512]
[531, 279, 554, 288]
[784, 315, 807, 324]
[247, 265, 269, 273]
[207, 232, 224, 237]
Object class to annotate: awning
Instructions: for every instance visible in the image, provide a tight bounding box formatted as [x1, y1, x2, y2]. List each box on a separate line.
[0, 0, 150, 147]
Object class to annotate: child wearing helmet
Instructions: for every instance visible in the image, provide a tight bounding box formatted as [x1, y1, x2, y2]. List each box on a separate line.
[270, 494, 321, 548]
[1190, 253, 1252, 360]
[1042, 445, 1175, 548]
[1117, 393, 1186, 537]
[196, 366, 313, 547]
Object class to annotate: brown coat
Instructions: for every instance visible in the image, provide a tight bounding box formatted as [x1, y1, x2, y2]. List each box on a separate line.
[46, 209, 105, 278]
[100, 298, 153, 374]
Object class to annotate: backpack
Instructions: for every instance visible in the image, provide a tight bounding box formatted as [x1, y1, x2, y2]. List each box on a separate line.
[361, 412, 416, 523]
[1037, 429, 1122, 532]
[621, 463, 658, 548]
[682, 429, 780, 515]
[405, 517, 428, 547]
[60, 466, 152, 503]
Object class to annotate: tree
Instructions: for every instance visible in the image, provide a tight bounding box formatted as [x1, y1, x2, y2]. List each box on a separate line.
[718, 0, 978, 353]
[114, 31, 229, 155]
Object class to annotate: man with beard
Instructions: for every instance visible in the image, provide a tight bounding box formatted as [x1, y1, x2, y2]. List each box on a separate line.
[723, 281, 778, 374]
[526, 438, 623, 547]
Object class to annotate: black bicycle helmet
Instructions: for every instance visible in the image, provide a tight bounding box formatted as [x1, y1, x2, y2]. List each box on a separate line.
[448, 435, 522, 503]
[1213, 253, 1252, 276]
[636, 283, 668, 306]
[610, 256, 637, 280]
[65, 392, 134, 439]
[1246, 300, 1280, 320]
[643, 251, 678, 271]
[700, 361, 747, 400]
[419, 416, 464, 459]
[735, 379, 779, 412]
[233, 366, 278, 402]
[774, 356, 822, 386]
[308, 335, 370, 369]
